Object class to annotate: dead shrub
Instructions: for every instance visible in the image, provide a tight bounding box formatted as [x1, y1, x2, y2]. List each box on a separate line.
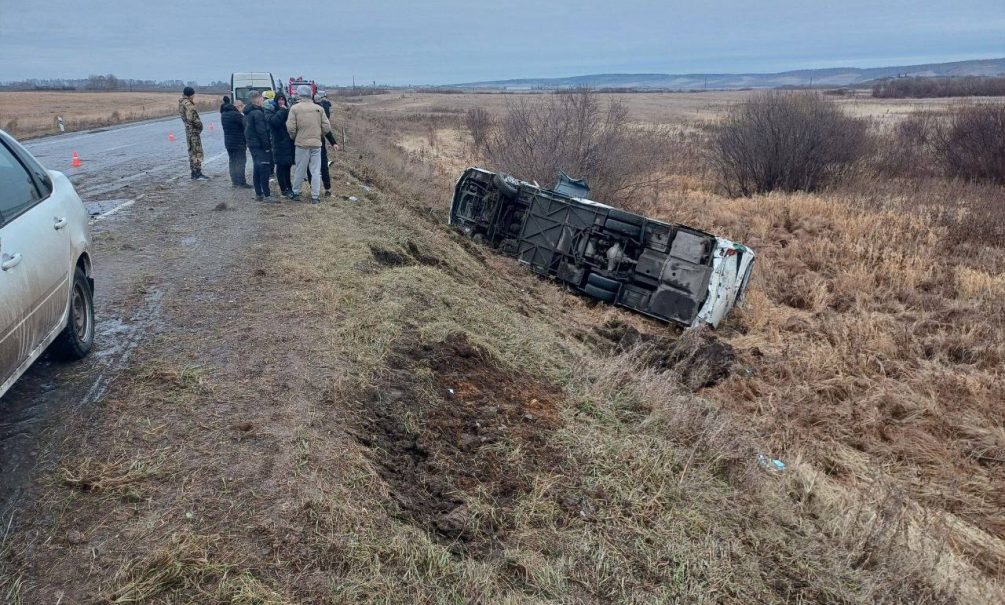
[873, 112, 942, 178]
[934, 104, 1005, 184]
[475, 88, 671, 203]
[464, 107, 492, 152]
[710, 92, 868, 196]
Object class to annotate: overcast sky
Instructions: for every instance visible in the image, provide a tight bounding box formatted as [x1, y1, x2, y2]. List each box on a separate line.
[1, 0, 1002, 84]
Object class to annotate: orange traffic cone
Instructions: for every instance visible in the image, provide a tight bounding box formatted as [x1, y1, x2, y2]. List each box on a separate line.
[71, 151, 82, 168]
[168, 132, 176, 142]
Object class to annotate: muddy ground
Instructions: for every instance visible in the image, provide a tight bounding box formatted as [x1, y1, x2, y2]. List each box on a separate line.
[352, 332, 566, 551]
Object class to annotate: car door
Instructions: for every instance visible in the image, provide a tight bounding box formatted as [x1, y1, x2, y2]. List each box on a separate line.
[0, 138, 71, 383]
[0, 220, 30, 386]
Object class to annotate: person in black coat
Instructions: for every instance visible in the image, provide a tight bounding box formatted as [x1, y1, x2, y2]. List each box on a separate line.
[244, 91, 273, 200]
[269, 94, 296, 196]
[309, 91, 338, 197]
[220, 96, 250, 188]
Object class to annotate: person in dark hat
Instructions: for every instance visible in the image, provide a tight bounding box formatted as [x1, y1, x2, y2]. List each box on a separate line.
[243, 90, 274, 201]
[310, 90, 338, 197]
[178, 86, 208, 180]
[220, 95, 251, 188]
[269, 94, 295, 197]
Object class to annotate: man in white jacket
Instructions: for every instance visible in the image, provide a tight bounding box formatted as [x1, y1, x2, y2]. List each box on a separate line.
[286, 85, 332, 203]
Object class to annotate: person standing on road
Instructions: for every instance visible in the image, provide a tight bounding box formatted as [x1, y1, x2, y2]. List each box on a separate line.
[179, 86, 209, 180]
[286, 85, 331, 203]
[312, 90, 338, 198]
[220, 97, 252, 188]
[269, 94, 295, 197]
[244, 91, 274, 201]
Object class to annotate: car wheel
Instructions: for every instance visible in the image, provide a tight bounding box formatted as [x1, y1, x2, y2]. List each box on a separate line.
[605, 218, 642, 238]
[607, 208, 645, 226]
[52, 267, 95, 361]
[587, 272, 622, 292]
[493, 172, 520, 199]
[583, 283, 618, 303]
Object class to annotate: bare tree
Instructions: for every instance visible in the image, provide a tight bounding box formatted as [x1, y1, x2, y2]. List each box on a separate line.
[872, 76, 1005, 99]
[475, 88, 670, 203]
[464, 107, 492, 152]
[709, 92, 868, 196]
[934, 104, 1005, 184]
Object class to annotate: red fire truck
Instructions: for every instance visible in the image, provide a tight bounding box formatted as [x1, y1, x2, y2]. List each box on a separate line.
[286, 76, 318, 98]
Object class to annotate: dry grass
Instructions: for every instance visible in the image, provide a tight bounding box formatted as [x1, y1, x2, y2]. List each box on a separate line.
[340, 91, 1005, 600]
[4, 92, 1004, 603]
[60, 450, 168, 494]
[104, 534, 290, 604]
[0, 91, 218, 139]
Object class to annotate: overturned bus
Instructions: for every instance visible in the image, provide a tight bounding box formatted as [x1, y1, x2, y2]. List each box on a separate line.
[449, 168, 755, 329]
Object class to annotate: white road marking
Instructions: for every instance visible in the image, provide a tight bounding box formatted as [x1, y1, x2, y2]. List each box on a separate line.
[204, 151, 227, 165]
[99, 143, 140, 153]
[91, 194, 145, 222]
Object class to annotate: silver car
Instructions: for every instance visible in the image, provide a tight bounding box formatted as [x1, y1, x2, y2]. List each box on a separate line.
[0, 130, 94, 398]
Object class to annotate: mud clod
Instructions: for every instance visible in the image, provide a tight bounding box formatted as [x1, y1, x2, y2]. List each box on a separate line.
[369, 244, 410, 267]
[594, 319, 736, 390]
[353, 333, 564, 552]
[369, 240, 443, 268]
[404, 240, 443, 266]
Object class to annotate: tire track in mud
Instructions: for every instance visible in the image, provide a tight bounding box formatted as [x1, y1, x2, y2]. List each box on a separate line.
[77, 288, 163, 409]
[0, 290, 163, 514]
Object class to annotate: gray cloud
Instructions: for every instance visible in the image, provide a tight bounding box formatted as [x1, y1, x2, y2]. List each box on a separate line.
[1, 0, 1002, 84]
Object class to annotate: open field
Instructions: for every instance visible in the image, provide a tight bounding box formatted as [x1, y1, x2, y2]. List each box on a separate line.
[349, 89, 1005, 123]
[0, 91, 219, 139]
[2, 90, 1004, 603]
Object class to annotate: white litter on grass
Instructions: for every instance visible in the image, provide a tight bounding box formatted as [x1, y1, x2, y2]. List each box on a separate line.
[756, 453, 786, 472]
[348, 196, 359, 202]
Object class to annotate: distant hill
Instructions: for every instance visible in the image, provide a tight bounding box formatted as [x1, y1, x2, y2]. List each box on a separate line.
[450, 58, 1005, 90]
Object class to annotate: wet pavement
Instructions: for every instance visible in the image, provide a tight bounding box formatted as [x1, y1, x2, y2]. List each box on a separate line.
[23, 112, 228, 211]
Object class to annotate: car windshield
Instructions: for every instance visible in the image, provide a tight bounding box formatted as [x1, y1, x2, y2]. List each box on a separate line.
[233, 87, 269, 102]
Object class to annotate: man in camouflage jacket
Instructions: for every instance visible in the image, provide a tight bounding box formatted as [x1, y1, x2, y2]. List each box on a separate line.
[179, 87, 209, 180]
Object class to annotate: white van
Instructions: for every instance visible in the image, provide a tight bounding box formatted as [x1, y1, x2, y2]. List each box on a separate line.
[449, 168, 755, 329]
[230, 73, 276, 103]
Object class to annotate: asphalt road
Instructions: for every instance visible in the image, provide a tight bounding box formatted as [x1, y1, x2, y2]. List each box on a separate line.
[23, 111, 228, 213]
[1, 114, 231, 512]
